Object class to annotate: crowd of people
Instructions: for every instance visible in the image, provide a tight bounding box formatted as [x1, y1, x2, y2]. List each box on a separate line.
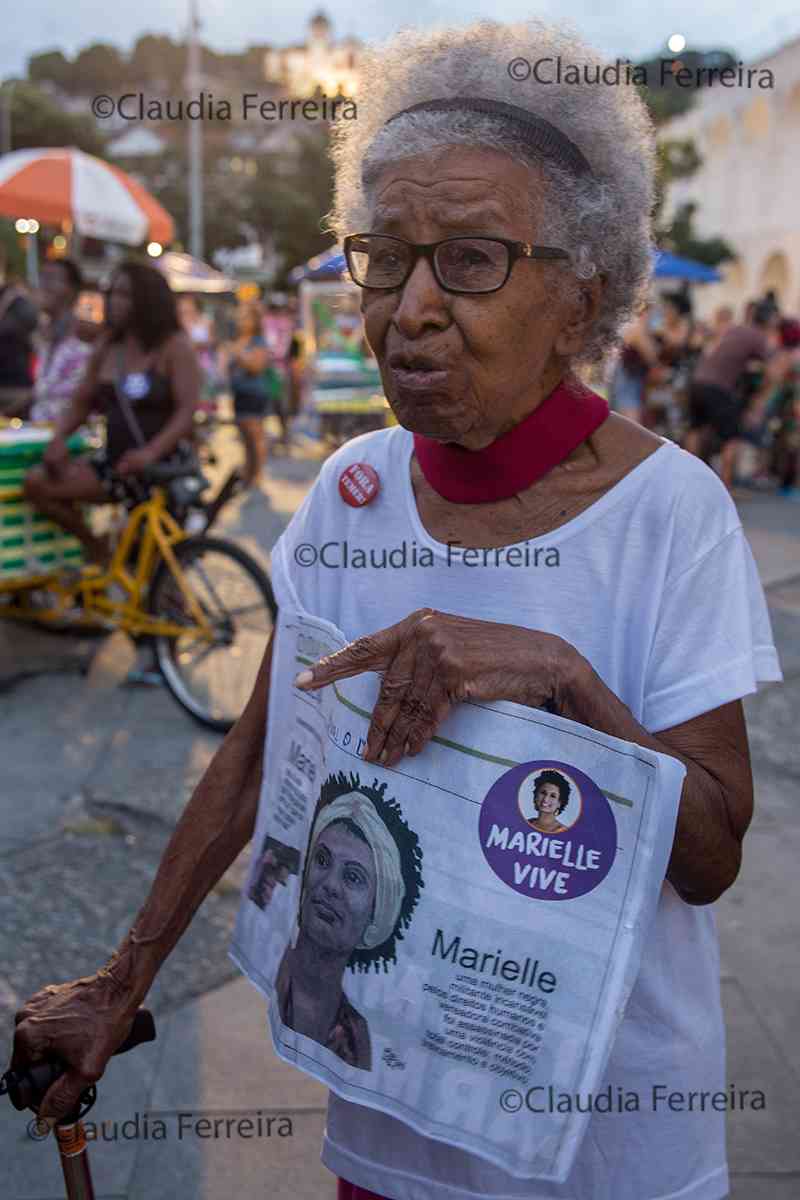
[0, 262, 306, 559]
[608, 289, 800, 496]
[1, 259, 798, 525]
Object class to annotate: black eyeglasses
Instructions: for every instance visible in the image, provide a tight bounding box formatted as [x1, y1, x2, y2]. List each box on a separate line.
[343, 233, 570, 295]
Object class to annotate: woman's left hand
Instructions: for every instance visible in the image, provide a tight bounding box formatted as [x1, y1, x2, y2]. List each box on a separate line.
[115, 446, 157, 476]
[295, 608, 580, 767]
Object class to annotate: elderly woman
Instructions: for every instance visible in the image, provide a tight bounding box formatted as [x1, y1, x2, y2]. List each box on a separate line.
[275, 791, 407, 1072]
[10, 19, 781, 1200]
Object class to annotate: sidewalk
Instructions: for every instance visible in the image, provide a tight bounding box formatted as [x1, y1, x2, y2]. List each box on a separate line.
[2, 484, 799, 1200]
[2, 976, 334, 1200]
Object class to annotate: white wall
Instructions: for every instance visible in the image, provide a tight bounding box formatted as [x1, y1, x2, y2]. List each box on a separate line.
[661, 39, 800, 318]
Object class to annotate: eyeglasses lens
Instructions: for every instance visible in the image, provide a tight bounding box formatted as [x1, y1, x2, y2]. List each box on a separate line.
[348, 238, 411, 288]
[348, 237, 509, 292]
[435, 239, 509, 291]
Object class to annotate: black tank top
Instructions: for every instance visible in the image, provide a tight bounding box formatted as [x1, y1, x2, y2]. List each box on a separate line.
[94, 370, 175, 465]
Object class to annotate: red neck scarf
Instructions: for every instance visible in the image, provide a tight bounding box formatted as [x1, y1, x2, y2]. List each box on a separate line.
[412, 375, 609, 503]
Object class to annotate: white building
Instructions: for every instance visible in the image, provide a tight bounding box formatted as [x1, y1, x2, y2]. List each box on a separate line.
[106, 127, 166, 158]
[263, 11, 361, 98]
[662, 38, 800, 317]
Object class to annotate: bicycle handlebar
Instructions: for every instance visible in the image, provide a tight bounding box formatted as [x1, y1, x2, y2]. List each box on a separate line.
[141, 461, 200, 485]
[1, 1009, 156, 1113]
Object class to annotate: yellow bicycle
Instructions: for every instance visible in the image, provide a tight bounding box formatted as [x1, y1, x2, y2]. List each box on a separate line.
[0, 460, 276, 731]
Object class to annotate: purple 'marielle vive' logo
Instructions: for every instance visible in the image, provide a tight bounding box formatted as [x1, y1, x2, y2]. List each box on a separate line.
[478, 760, 616, 901]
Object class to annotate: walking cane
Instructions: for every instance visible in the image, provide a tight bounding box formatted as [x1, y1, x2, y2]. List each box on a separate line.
[1, 1008, 156, 1200]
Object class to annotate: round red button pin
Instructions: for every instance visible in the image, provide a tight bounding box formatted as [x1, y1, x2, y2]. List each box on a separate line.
[338, 462, 380, 507]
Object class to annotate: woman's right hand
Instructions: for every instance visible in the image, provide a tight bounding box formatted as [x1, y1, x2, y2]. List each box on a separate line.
[10, 970, 140, 1127]
[42, 435, 69, 477]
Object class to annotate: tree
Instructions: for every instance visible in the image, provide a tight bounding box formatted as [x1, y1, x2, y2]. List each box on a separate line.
[71, 44, 127, 94]
[5, 82, 106, 156]
[27, 50, 73, 91]
[659, 202, 736, 267]
[652, 137, 701, 225]
[129, 35, 185, 88]
[136, 121, 337, 271]
[652, 138, 735, 267]
[636, 49, 739, 127]
[242, 124, 336, 281]
[635, 48, 739, 270]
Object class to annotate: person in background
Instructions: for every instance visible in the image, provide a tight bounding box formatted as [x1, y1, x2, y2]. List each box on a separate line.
[738, 317, 800, 497]
[29, 259, 92, 425]
[773, 319, 800, 498]
[24, 260, 199, 562]
[262, 294, 296, 451]
[684, 300, 773, 489]
[178, 294, 221, 417]
[221, 305, 270, 490]
[656, 292, 697, 370]
[706, 305, 735, 356]
[608, 305, 658, 423]
[645, 291, 698, 435]
[0, 278, 38, 415]
[177, 294, 213, 349]
[286, 295, 305, 423]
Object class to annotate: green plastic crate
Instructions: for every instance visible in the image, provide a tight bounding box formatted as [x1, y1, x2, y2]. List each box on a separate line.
[0, 428, 89, 582]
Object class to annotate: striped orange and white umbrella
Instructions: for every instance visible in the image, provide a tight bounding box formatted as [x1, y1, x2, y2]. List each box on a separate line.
[0, 147, 174, 246]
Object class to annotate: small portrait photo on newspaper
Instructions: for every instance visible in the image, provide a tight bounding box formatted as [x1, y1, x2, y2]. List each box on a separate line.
[274, 772, 424, 1072]
[247, 834, 301, 911]
[517, 767, 583, 835]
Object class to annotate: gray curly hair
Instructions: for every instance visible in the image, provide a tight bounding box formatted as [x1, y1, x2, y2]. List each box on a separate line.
[329, 19, 657, 363]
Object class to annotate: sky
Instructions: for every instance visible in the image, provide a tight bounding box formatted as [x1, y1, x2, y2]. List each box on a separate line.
[3, 0, 800, 81]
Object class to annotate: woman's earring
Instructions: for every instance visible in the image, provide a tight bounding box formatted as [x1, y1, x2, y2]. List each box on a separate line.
[360, 922, 380, 948]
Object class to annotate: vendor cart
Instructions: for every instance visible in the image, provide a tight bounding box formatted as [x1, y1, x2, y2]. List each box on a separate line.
[291, 250, 393, 445]
[0, 423, 93, 586]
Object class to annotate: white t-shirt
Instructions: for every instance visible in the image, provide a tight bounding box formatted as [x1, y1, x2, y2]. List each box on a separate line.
[269, 426, 781, 1200]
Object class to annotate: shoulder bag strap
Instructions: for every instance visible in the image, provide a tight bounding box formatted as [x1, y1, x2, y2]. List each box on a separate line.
[111, 343, 148, 449]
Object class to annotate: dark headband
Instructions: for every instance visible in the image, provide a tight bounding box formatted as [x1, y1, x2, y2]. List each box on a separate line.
[381, 97, 592, 178]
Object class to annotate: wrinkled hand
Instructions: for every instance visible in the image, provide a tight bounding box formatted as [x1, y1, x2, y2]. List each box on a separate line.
[115, 447, 156, 477]
[295, 608, 577, 767]
[10, 971, 139, 1127]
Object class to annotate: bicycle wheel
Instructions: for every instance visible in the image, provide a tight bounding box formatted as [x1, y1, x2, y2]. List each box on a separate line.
[149, 535, 277, 732]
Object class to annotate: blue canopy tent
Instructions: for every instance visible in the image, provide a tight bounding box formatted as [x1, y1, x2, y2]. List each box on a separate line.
[288, 248, 346, 284]
[653, 251, 721, 284]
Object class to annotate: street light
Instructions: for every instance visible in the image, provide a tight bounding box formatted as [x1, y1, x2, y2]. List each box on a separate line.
[147, 241, 163, 257]
[186, 0, 204, 259]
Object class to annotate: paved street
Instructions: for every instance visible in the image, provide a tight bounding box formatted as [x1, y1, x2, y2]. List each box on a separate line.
[1, 434, 798, 1200]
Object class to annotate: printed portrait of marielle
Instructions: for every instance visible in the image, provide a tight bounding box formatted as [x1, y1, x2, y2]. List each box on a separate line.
[523, 768, 578, 835]
[275, 774, 423, 1072]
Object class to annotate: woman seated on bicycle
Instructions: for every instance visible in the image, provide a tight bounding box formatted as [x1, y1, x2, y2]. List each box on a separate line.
[24, 260, 200, 563]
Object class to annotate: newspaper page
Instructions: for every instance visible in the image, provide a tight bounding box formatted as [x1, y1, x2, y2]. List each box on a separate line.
[230, 607, 685, 1181]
